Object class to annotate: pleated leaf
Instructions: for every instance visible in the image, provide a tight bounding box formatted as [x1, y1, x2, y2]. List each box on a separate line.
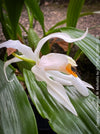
[24, 69, 100, 134]
[3, 0, 24, 39]
[0, 61, 38, 134]
[60, 27, 100, 70]
[25, 0, 45, 34]
[28, 28, 40, 49]
[66, 0, 85, 27]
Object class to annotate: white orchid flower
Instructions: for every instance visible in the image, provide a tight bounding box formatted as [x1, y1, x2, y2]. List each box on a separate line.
[0, 29, 93, 116]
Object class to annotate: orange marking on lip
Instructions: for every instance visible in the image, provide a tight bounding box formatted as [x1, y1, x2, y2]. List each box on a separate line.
[66, 64, 77, 77]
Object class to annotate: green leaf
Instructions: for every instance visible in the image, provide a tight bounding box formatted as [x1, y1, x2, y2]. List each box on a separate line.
[3, 0, 24, 39]
[41, 41, 50, 55]
[47, 11, 99, 33]
[28, 28, 40, 49]
[25, 0, 45, 34]
[61, 27, 100, 70]
[25, 3, 34, 28]
[80, 11, 100, 17]
[0, 60, 38, 134]
[17, 24, 23, 40]
[74, 48, 83, 60]
[48, 19, 66, 31]
[17, 61, 33, 73]
[0, 3, 12, 39]
[66, 0, 85, 27]
[24, 69, 100, 134]
[19, 23, 28, 35]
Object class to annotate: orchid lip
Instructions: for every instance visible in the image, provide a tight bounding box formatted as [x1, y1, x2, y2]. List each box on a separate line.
[66, 64, 78, 77]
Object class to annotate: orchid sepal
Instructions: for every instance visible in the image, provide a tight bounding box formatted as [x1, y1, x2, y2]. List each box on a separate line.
[34, 28, 88, 61]
[47, 70, 93, 96]
[31, 65, 78, 116]
[4, 57, 22, 82]
[0, 40, 36, 60]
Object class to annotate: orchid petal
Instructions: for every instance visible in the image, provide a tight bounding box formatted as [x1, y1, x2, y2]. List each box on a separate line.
[32, 65, 77, 116]
[47, 70, 93, 96]
[34, 28, 88, 60]
[0, 40, 35, 60]
[4, 57, 22, 82]
[38, 53, 77, 70]
[39, 53, 68, 70]
[47, 71, 72, 85]
[47, 70, 73, 81]
[72, 77, 89, 96]
[67, 56, 77, 66]
[82, 81, 94, 89]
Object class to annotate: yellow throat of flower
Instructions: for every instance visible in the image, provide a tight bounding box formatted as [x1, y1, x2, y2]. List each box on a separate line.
[66, 64, 78, 77]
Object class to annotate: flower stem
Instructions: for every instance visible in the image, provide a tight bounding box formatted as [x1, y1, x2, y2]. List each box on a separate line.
[12, 53, 36, 65]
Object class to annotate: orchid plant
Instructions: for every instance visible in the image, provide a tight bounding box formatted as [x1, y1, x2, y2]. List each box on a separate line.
[0, 30, 93, 115]
[0, 0, 100, 134]
[0, 27, 100, 134]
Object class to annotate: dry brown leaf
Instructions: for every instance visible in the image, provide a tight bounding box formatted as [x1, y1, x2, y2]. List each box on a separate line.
[50, 38, 73, 51]
[7, 48, 17, 56]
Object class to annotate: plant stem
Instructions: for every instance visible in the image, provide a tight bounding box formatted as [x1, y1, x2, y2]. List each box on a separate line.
[17, 76, 25, 82]
[12, 53, 36, 65]
[19, 23, 28, 34]
[67, 43, 72, 55]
